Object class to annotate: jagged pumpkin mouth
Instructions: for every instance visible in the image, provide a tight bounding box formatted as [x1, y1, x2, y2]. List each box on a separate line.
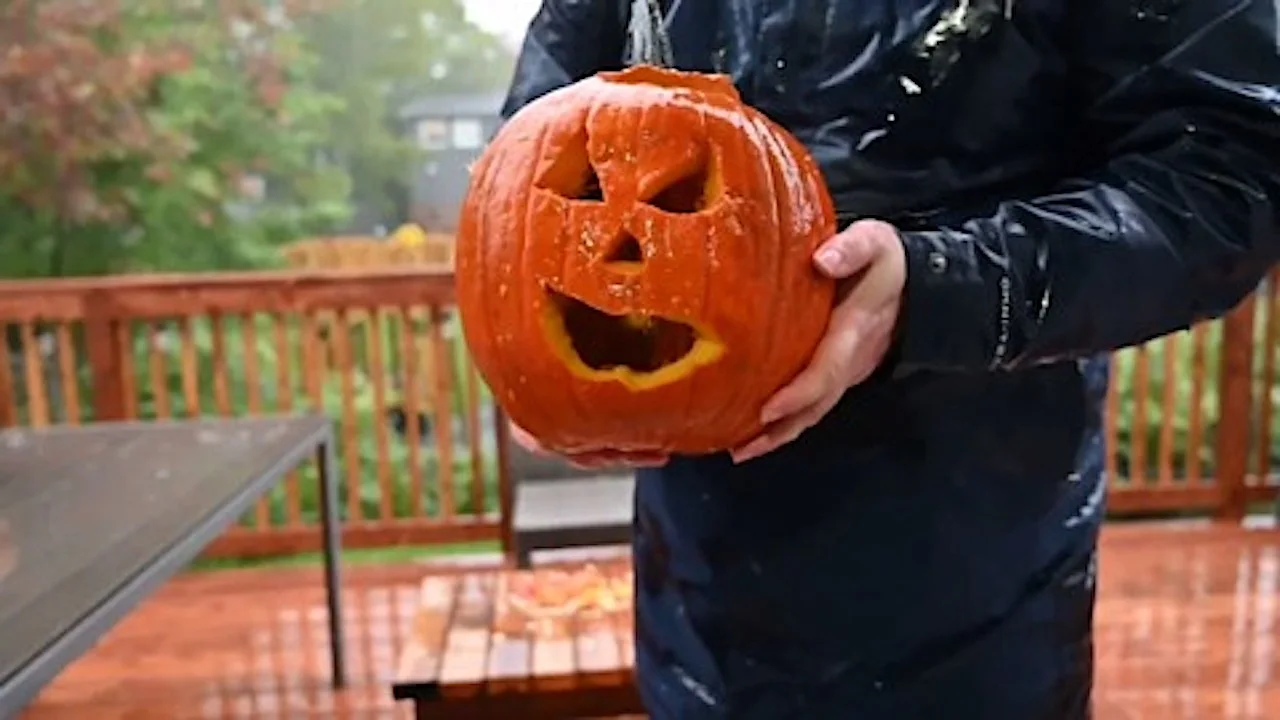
[541, 287, 724, 391]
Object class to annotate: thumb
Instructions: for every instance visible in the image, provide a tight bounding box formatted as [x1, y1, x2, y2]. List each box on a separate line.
[509, 421, 548, 455]
[812, 220, 888, 279]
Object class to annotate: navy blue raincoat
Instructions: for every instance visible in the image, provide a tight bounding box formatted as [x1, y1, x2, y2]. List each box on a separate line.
[500, 1, 1280, 717]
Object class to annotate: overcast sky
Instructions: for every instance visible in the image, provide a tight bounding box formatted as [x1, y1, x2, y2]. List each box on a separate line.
[462, 0, 541, 47]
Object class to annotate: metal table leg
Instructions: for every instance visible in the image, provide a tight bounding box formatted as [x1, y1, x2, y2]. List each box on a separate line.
[318, 437, 347, 688]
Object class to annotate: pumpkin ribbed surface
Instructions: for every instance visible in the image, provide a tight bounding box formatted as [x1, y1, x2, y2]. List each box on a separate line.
[456, 65, 835, 455]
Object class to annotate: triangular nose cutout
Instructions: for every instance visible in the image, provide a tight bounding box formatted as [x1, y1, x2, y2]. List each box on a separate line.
[603, 232, 645, 273]
[606, 234, 643, 263]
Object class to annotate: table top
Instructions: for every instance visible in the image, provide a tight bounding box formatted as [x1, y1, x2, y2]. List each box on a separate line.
[393, 561, 640, 714]
[0, 415, 330, 688]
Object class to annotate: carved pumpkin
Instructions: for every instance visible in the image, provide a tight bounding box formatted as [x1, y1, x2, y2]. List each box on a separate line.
[456, 65, 836, 455]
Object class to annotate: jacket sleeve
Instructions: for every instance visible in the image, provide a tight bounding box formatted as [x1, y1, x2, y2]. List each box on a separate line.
[500, 0, 628, 120]
[894, 0, 1280, 374]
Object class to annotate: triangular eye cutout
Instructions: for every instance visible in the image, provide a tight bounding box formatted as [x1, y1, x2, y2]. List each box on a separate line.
[579, 168, 603, 201]
[535, 125, 605, 201]
[648, 166, 708, 213]
[642, 149, 722, 214]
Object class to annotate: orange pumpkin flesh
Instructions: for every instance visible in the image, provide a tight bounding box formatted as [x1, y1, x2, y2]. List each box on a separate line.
[456, 65, 836, 455]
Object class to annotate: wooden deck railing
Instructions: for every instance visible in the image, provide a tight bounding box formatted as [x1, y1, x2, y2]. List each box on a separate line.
[0, 268, 1276, 559]
[0, 269, 508, 558]
[1104, 272, 1279, 517]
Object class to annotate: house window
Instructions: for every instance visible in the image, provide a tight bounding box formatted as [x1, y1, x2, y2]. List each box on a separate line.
[416, 119, 450, 150]
[451, 118, 485, 149]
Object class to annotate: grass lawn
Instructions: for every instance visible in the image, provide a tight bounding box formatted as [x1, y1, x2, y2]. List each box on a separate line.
[190, 540, 501, 572]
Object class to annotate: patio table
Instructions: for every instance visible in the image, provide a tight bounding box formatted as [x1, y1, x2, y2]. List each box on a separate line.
[393, 560, 642, 718]
[0, 414, 346, 717]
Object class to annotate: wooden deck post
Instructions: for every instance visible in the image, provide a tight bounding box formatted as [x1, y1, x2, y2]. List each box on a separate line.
[494, 407, 518, 567]
[1214, 295, 1257, 522]
[83, 290, 129, 422]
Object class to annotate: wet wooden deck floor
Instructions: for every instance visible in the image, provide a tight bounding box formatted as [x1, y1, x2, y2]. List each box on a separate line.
[17, 523, 1280, 719]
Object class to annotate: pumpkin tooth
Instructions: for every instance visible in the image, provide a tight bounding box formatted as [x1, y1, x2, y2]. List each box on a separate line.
[539, 287, 723, 391]
[623, 313, 653, 331]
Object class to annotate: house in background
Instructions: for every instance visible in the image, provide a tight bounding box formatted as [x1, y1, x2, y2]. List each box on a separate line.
[398, 91, 506, 233]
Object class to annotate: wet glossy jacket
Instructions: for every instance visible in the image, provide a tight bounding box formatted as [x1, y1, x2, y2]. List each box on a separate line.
[501, 1, 1280, 717]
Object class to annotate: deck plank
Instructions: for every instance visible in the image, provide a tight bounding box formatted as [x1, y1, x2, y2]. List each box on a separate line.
[11, 524, 1280, 719]
[485, 573, 533, 694]
[611, 564, 636, 669]
[529, 582, 589, 694]
[436, 573, 494, 701]
[575, 603, 623, 686]
[393, 574, 457, 696]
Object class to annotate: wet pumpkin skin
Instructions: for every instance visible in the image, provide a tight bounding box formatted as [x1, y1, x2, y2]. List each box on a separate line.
[455, 65, 836, 455]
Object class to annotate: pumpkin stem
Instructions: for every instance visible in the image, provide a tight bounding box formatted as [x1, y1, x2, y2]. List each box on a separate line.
[626, 0, 674, 68]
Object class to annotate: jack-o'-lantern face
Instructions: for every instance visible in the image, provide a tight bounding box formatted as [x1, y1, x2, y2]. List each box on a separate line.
[456, 66, 835, 455]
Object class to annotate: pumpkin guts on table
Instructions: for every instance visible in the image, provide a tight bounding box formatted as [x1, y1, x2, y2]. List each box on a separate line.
[458, 0, 1280, 718]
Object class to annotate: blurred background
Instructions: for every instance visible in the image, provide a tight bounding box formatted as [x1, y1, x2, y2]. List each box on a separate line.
[0, 0, 540, 280]
[0, 0, 1274, 538]
[0, 3, 1277, 718]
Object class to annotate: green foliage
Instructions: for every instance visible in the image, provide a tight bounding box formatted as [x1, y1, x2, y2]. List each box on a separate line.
[0, 0, 517, 280]
[1110, 318, 1279, 481]
[296, 0, 516, 225]
[5, 312, 1274, 533]
[1110, 327, 1222, 480]
[0, 0, 352, 279]
[116, 314, 499, 528]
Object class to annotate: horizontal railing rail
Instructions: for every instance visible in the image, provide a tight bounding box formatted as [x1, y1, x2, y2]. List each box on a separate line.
[0, 267, 1275, 558]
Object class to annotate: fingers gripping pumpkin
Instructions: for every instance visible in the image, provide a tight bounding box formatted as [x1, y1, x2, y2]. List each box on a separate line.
[456, 66, 836, 455]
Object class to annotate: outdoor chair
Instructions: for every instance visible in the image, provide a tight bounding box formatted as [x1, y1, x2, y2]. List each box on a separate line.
[508, 440, 635, 568]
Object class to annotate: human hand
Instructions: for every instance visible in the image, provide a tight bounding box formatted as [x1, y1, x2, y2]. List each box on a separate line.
[730, 219, 907, 464]
[509, 421, 669, 470]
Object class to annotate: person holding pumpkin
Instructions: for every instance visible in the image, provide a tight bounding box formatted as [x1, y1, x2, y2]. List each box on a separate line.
[492, 0, 1280, 717]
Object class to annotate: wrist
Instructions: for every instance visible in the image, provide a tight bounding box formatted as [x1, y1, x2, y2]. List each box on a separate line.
[894, 228, 1004, 373]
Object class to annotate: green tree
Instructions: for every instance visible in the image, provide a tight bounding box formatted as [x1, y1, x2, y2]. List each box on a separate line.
[297, 0, 515, 227]
[0, 0, 351, 279]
